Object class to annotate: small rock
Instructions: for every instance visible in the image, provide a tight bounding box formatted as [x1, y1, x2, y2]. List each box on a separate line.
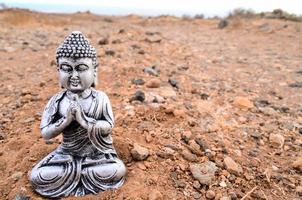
[105, 49, 115, 56]
[12, 171, 23, 181]
[233, 97, 253, 109]
[156, 147, 175, 159]
[218, 19, 228, 29]
[192, 192, 202, 199]
[148, 190, 163, 200]
[131, 90, 145, 102]
[224, 156, 243, 175]
[13, 193, 30, 200]
[269, 133, 285, 148]
[200, 93, 210, 100]
[181, 149, 198, 162]
[254, 99, 270, 107]
[220, 197, 231, 200]
[259, 107, 277, 116]
[168, 79, 179, 88]
[219, 180, 227, 187]
[188, 140, 203, 156]
[0, 132, 6, 140]
[292, 157, 302, 172]
[181, 131, 192, 143]
[190, 161, 218, 185]
[146, 78, 161, 88]
[131, 143, 149, 161]
[296, 186, 302, 196]
[143, 67, 158, 76]
[206, 190, 216, 199]
[145, 35, 162, 43]
[98, 36, 109, 45]
[193, 180, 201, 189]
[132, 79, 145, 85]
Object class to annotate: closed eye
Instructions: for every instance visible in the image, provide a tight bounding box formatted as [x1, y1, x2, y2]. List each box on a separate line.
[75, 64, 89, 72]
[60, 64, 72, 73]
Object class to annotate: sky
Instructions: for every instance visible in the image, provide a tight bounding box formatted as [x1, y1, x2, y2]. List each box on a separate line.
[1, 0, 302, 17]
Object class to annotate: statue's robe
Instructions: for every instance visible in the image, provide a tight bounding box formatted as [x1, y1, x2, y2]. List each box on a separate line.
[29, 90, 126, 198]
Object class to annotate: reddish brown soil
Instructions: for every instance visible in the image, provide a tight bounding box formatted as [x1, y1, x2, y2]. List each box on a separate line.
[0, 9, 301, 200]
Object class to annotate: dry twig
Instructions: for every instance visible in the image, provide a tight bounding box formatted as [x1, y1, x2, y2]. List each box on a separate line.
[240, 186, 258, 200]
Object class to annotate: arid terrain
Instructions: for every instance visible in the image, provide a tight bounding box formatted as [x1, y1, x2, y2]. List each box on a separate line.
[0, 8, 301, 200]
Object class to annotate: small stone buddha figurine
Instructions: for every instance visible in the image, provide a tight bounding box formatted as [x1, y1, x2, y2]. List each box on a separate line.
[29, 31, 126, 198]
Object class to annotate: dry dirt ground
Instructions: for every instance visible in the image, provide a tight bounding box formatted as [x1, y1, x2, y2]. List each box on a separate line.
[0, 9, 302, 200]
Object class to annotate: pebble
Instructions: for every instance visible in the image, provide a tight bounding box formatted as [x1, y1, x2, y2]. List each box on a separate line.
[223, 156, 243, 175]
[269, 133, 285, 148]
[11, 171, 23, 181]
[220, 197, 231, 200]
[98, 36, 109, 45]
[131, 143, 149, 161]
[219, 180, 227, 187]
[131, 90, 145, 102]
[132, 78, 145, 85]
[145, 35, 162, 43]
[192, 192, 202, 199]
[233, 97, 253, 109]
[143, 67, 158, 76]
[181, 131, 192, 143]
[105, 49, 115, 56]
[156, 147, 175, 159]
[0, 132, 6, 140]
[206, 190, 216, 199]
[181, 149, 198, 162]
[218, 19, 228, 29]
[189, 161, 218, 185]
[168, 78, 179, 88]
[292, 157, 302, 172]
[146, 78, 161, 88]
[192, 180, 201, 189]
[188, 140, 203, 156]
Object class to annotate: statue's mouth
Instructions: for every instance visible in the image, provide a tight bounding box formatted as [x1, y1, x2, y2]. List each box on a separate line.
[70, 79, 80, 86]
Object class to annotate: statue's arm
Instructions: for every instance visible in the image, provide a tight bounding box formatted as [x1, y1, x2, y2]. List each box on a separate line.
[40, 93, 73, 140]
[41, 116, 72, 140]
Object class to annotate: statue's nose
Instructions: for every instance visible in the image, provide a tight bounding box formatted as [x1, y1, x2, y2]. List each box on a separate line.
[71, 70, 79, 78]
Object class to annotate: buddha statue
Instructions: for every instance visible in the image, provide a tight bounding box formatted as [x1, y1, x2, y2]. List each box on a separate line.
[29, 31, 126, 198]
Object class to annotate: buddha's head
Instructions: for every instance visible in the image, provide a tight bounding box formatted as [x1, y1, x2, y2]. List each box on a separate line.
[56, 31, 98, 93]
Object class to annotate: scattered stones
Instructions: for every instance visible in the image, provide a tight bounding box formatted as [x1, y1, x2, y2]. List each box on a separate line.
[168, 78, 179, 88]
[131, 143, 149, 161]
[11, 171, 23, 181]
[218, 19, 228, 29]
[143, 67, 158, 76]
[292, 157, 302, 172]
[206, 190, 216, 199]
[233, 97, 253, 109]
[98, 36, 109, 45]
[269, 133, 285, 148]
[146, 78, 161, 88]
[132, 78, 145, 85]
[223, 156, 243, 175]
[131, 90, 145, 102]
[190, 161, 218, 185]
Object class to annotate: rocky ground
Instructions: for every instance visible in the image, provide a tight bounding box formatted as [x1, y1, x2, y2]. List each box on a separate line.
[0, 8, 301, 200]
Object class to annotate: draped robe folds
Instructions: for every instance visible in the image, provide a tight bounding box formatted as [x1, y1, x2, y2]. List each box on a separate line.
[29, 90, 126, 198]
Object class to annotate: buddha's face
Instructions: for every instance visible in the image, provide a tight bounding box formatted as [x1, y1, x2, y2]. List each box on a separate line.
[58, 57, 95, 93]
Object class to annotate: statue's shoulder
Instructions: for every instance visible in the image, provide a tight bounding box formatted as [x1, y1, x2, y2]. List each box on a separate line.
[40, 91, 66, 129]
[91, 89, 110, 101]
